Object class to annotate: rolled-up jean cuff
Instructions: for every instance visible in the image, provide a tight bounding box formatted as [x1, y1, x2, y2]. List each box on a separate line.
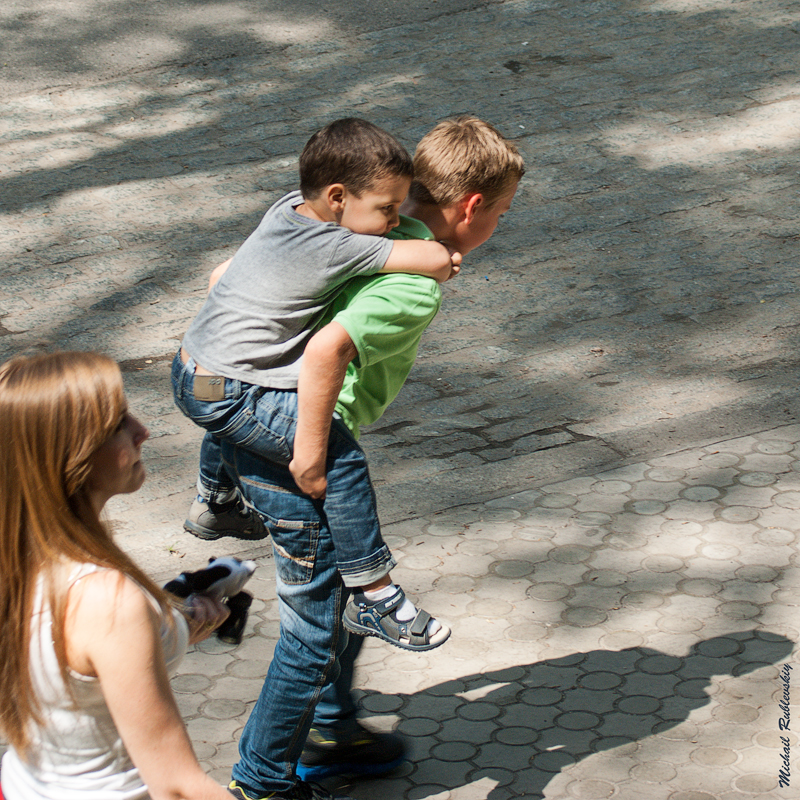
[197, 475, 237, 504]
[338, 548, 396, 588]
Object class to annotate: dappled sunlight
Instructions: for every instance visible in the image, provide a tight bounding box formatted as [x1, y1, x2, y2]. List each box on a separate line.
[3, 0, 800, 508]
[603, 95, 800, 168]
[3, 138, 106, 172]
[5, 2, 800, 795]
[0, 0, 335, 92]
[648, 0, 798, 27]
[2, 88, 223, 173]
[337, 74, 424, 108]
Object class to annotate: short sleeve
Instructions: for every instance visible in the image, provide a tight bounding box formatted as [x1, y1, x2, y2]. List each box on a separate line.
[329, 274, 442, 369]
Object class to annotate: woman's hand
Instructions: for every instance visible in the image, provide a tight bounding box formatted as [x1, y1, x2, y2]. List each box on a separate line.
[185, 594, 230, 644]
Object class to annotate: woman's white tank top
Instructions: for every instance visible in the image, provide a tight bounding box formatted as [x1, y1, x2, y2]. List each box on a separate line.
[1, 564, 189, 800]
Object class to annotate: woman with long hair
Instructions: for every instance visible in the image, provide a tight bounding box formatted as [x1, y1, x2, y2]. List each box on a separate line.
[0, 351, 233, 800]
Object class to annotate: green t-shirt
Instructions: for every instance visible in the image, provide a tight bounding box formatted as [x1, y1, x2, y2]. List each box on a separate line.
[320, 215, 443, 439]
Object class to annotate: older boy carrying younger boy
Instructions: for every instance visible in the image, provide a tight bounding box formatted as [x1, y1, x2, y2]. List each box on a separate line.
[174, 117, 459, 647]
[290, 123, 522, 645]
[218, 118, 524, 797]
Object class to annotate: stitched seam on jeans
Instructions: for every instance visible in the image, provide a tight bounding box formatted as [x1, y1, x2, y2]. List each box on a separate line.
[236, 474, 296, 495]
[272, 541, 314, 569]
[231, 409, 292, 460]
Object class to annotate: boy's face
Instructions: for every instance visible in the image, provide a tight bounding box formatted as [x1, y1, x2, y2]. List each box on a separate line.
[339, 175, 411, 236]
[450, 181, 518, 256]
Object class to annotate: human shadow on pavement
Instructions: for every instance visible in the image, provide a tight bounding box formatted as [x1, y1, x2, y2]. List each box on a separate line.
[354, 629, 792, 798]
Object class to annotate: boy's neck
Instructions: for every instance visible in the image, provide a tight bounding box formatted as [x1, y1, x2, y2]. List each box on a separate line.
[296, 196, 334, 223]
[400, 198, 454, 241]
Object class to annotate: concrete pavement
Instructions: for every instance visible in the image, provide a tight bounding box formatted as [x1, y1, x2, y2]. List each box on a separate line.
[186, 431, 799, 799]
[2, 0, 799, 796]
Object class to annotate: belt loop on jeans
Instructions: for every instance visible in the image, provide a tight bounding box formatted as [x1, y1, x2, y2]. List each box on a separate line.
[179, 346, 195, 372]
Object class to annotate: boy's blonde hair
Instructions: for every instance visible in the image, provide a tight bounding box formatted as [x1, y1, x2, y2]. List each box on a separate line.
[409, 117, 525, 207]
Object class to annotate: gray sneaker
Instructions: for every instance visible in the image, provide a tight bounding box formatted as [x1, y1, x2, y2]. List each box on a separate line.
[184, 496, 267, 541]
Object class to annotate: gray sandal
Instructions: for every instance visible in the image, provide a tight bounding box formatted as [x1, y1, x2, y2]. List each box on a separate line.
[343, 587, 451, 652]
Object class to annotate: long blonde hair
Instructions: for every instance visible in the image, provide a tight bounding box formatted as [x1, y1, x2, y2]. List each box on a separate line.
[0, 351, 171, 753]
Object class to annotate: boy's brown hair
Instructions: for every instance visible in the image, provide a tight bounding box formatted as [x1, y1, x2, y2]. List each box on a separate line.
[409, 116, 525, 207]
[299, 118, 414, 199]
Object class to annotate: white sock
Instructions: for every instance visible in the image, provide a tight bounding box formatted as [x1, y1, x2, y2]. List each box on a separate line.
[362, 583, 441, 636]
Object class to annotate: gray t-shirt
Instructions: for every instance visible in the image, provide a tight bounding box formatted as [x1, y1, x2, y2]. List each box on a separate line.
[182, 191, 394, 388]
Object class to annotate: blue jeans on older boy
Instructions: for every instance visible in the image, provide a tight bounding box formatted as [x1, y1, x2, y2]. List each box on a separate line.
[223, 439, 354, 790]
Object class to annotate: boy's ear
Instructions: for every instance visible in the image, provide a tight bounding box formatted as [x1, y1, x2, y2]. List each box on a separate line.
[324, 183, 347, 212]
[461, 193, 484, 225]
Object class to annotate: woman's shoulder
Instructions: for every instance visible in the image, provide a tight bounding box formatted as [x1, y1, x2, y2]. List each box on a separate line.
[65, 566, 164, 678]
[69, 567, 157, 631]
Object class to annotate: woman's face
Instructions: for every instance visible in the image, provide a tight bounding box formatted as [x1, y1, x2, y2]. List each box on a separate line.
[84, 410, 149, 511]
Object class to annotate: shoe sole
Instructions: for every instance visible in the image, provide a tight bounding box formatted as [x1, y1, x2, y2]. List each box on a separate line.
[183, 520, 269, 541]
[342, 615, 451, 652]
[296, 755, 405, 781]
[183, 520, 225, 540]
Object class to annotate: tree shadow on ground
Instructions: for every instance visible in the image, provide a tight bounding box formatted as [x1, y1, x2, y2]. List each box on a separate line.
[3, 0, 800, 507]
[352, 629, 791, 798]
[0, 0, 490, 93]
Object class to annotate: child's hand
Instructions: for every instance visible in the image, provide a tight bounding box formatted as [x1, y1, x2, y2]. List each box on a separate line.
[447, 250, 462, 281]
[208, 258, 233, 292]
[440, 244, 462, 282]
[289, 456, 328, 499]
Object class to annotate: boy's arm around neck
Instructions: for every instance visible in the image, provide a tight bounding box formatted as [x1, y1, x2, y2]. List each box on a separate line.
[290, 213, 449, 498]
[290, 321, 358, 499]
[381, 238, 461, 282]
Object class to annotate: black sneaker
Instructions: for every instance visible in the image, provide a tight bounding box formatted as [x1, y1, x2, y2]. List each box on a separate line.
[228, 779, 352, 800]
[184, 495, 267, 541]
[296, 720, 406, 780]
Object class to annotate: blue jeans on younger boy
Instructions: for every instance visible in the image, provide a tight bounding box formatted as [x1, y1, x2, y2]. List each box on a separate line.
[171, 350, 395, 586]
[196, 428, 237, 503]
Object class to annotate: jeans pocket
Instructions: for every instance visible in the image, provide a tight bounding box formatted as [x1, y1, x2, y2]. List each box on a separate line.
[268, 513, 320, 585]
[233, 461, 321, 585]
[233, 409, 294, 463]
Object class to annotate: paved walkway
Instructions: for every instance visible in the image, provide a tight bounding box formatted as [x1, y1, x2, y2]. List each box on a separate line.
[2, 0, 799, 797]
[170, 427, 798, 800]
